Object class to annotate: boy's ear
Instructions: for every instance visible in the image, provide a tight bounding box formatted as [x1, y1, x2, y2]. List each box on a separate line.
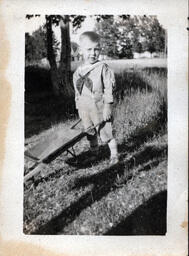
[78, 46, 83, 55]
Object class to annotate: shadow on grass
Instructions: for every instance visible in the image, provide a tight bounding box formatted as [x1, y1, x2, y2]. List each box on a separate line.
[104, 190, 167, 235]
[31, 162, 125, 234]
[143, 67, 167, 76]
[31, 127, 167, 234]
[25, 92, 77, 138]
[114, 71, 152, 101]
[32, 152, 166, 235]
[30, 112, 167, 189]
[66, 115, 167, 170]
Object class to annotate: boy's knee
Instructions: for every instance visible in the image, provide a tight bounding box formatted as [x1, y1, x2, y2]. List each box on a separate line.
[100, 136, 113, 144]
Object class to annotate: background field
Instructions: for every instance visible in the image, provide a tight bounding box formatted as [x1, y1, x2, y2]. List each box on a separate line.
[24, 58, 167, 235]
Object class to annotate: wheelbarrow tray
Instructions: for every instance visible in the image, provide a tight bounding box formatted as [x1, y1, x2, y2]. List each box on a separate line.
[24, 128, 86, 183]
[25, 128, 86, 163]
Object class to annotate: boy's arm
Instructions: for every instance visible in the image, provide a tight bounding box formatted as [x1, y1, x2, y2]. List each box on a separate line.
[102, 64, 116, 121]
[73, 69, 80, 109]
[102, 64, 115, 104]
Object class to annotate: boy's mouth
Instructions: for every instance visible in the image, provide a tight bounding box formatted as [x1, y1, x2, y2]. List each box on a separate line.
[89, 57, 97, 61]
[87, 57, 98, 63]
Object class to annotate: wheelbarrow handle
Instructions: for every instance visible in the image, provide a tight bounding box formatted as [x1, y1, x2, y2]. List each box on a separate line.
[71, 119, 105, 132]
[70, 118, 82, 129]
[85, 121, 105, 133]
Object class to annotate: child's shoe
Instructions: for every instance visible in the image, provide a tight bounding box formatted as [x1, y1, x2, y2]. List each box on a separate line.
[83, 150, 99, 165]
[109, 155, 119, 167]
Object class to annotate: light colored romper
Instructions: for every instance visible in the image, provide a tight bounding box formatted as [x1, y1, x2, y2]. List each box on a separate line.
[73, 61, 116, 143]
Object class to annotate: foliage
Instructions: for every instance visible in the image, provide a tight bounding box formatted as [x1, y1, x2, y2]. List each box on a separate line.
[138, 16, 166, 53]
[25, 26, 60, 63]
[94, 15, 166, 58]
[94, 15, 119, 57]
[25, 15, 86, 65]
[118, 38, 134, 59]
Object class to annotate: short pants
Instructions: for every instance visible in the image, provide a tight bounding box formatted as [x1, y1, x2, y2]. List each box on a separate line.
[77, 96, 113, 143]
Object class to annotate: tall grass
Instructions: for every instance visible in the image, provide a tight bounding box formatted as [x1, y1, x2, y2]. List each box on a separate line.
[112, 67, 167, 144]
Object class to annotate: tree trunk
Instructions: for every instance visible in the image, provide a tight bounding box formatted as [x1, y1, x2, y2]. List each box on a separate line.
[59, 15, 74, 98]
[46, 15, 74, 98]
[164, 30, 167, 56]
[46, 15, 60, 96]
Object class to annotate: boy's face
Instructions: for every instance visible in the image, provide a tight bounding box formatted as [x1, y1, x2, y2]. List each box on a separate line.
[80, 37, 101, 64]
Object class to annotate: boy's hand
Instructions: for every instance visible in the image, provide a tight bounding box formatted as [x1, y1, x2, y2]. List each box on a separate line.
[103, 103, 112, 121]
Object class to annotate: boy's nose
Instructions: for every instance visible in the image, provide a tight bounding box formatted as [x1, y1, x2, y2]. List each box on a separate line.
[91, 49, 96, 55]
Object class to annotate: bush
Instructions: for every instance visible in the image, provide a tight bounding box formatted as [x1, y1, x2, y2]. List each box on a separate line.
[25, 66, 52, 93]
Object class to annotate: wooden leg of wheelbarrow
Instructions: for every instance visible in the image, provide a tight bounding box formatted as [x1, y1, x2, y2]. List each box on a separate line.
[24, 162, 46, 183]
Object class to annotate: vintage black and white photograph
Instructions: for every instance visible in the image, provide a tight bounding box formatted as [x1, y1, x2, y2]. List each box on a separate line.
[24, 14, 167, 235]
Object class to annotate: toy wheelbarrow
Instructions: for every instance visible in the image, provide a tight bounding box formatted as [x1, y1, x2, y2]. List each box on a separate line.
[24, 119, 103, 183]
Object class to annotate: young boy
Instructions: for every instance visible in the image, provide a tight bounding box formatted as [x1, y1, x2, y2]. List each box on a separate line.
[73, 31, 119, 166]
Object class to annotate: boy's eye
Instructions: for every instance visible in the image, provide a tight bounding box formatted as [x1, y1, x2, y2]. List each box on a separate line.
[87, 48, 100, 51]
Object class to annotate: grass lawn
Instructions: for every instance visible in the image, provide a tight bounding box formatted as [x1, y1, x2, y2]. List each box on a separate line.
[24, 59, 167, 235]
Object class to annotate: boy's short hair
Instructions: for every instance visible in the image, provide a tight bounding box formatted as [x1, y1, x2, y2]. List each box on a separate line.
[79, 31, 101, 43]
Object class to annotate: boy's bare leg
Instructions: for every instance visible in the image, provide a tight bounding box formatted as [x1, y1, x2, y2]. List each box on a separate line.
[108, 138, 119, 165]
[80, 134, 99, 165]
